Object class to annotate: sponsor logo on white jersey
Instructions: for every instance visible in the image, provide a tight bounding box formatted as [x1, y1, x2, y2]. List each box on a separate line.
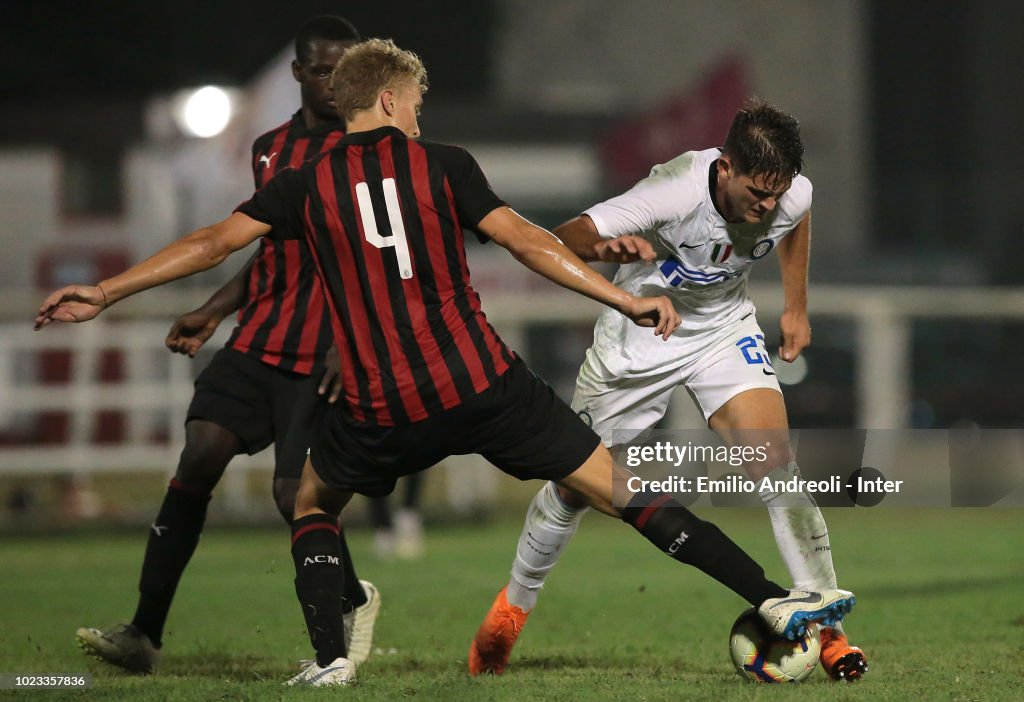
[658, 255, 739, 288]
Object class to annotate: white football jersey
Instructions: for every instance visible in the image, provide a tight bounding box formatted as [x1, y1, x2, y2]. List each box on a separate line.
[587, 147, 810, 330]
[581, 148, 811, 374]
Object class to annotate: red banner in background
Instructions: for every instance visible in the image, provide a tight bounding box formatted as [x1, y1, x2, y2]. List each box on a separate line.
[600, 57, 750, 189]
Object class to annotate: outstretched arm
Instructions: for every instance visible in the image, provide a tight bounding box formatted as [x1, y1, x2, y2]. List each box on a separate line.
[776, 212, 811, 362]
[478, 206, 679, 339]
[36, 212, 270, 329]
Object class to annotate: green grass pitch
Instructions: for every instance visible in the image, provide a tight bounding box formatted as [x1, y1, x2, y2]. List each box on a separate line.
[1, 508, 1022, 701]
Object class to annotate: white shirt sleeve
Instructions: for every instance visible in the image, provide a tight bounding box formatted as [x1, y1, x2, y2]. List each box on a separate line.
[584, 154, 703, 239]
[777, 175, 813, 227]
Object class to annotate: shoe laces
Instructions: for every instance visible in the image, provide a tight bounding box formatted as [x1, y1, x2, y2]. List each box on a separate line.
[491, 606, 525, 641]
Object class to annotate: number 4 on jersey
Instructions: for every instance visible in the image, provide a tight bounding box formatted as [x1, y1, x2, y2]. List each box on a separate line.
[354, 178, 414, 279]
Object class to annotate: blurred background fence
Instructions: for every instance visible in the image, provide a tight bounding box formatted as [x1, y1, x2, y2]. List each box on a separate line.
[3, 281, 1023, 526]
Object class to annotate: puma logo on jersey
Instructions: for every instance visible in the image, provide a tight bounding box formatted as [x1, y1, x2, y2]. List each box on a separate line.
[259, 152, 278, 168]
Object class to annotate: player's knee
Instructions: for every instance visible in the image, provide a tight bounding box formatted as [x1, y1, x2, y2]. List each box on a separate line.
[554, 445, 624, 518]
[744, 439, 793, 479]
[556, 480, 618, 518]
[273, 478, 299, 524]
[293, 475, 350, 520]
[175, 444, 230, 493]
[175, 422, 239, 490]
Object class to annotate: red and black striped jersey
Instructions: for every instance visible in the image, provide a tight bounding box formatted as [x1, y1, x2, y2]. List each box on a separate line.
[236, 126, 516, 425]
[224, 110, 345, 375]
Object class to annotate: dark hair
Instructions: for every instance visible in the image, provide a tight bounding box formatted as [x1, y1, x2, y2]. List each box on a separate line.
[294, 16, 361, 63]
[723, 98, 804, 185]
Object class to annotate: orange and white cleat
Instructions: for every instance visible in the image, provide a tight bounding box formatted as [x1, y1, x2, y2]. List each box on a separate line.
[468, 586, 530, 676]
[820, 628, 868, 681]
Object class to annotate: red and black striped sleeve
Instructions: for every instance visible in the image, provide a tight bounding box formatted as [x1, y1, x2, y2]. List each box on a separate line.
[435, 146, 506, 241]
[235, 166, 308, 239]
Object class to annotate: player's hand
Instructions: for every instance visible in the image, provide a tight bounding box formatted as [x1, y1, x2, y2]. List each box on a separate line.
[165, 310, 222, 357]
[318, 344, 343, 404]
[622, 295, 680, 340]
[778, 309, 811, 362]
[34, 285, 106, 330]
[593, 236, 657, 264]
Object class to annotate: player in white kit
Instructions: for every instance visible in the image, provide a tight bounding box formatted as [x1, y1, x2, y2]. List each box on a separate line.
[469, 100, 867, 681]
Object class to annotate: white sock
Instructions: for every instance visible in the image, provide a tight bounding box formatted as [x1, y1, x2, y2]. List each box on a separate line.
[506, 481, 588, 611]
[760, 462, 841, 608]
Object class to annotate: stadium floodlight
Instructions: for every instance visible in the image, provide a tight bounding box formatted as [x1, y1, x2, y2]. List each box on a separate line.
[175, 86, 234, 138]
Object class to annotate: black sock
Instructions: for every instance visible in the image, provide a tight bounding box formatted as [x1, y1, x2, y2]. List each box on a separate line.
[622, 492, 788, 605]
[338, 527, 367, 613]
[131, 480, 211, 647]
[368, 498, 392, 530]
[403, 473, 424, 510]
[292, 514, 347, 666]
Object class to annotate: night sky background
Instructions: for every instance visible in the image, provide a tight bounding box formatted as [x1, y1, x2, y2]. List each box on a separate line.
[3, 1, 497, 101]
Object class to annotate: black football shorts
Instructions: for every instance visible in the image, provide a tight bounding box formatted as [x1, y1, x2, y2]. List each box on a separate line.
[186, 347, 322, 480]
[310, 358, 601, 497]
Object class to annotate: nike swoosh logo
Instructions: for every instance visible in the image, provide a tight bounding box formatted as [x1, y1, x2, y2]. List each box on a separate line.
[762, 368, 776, 376]
[811, 533, 829, 540]
[679, 242, 704, 249]
[768, 593, 821, 609]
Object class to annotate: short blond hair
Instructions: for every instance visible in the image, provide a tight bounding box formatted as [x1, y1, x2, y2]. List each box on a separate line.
[331, 38, 428, 122]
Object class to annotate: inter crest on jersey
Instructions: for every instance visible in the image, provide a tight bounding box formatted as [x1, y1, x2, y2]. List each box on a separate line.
[751, 239, 775, 259]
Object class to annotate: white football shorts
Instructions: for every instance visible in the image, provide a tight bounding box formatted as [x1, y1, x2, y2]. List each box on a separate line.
[571, 315, 782, 446]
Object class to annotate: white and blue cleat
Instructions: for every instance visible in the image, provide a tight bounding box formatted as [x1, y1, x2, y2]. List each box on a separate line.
[757, 589, 856, 640]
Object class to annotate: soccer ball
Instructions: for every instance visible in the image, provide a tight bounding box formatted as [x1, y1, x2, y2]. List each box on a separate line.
[729, 607, 820, 683]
